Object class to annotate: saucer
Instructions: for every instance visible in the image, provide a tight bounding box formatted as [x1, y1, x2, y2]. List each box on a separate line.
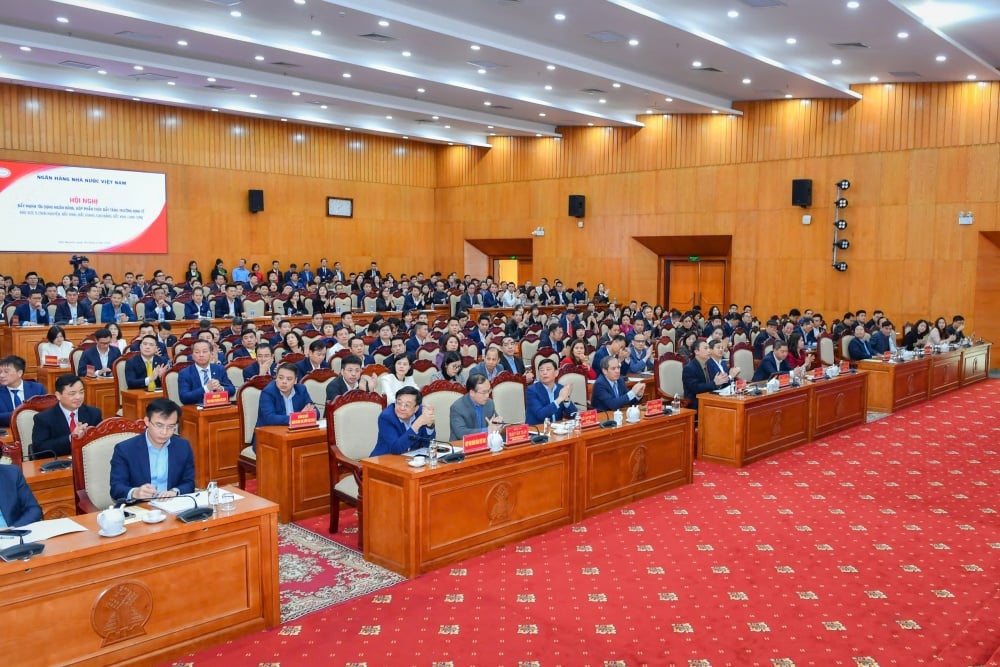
[407, 458, 426, 468]
[142, 513, 166, 524]
[98, 526, 127, 537]
[626, 418, 641, 424]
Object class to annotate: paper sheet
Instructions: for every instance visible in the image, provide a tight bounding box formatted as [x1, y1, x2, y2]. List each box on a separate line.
[149, 490, 244, 514]
[0, 517, 87, 544]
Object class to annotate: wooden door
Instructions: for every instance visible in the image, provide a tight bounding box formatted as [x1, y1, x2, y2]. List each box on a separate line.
[666, 260, 727, 313]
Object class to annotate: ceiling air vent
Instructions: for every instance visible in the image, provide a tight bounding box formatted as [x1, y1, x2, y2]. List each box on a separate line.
[738, 0, 786, 6]
[270, 61, 300, 67]
[888, 71, 922, 78]
[468, 60, 503, 70]
[114, 30, 163, 43]
[831, 42, 869, 49]
[692, 66, 723, 72]
[491, 105, 512, 110]
[586, 31, 627, 43]
[204, 84, 234, 90]
[60, 60, 101, 70]
[204, 0, 242, 5]
[358, 33, 395, 42]
[581, 88, 607, 95]
[130, 73, 176, 82]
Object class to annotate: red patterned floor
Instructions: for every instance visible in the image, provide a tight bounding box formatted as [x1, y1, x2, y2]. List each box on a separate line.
[174, 380, 1000, 666]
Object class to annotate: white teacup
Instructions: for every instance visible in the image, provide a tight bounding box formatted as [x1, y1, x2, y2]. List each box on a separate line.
[411, 455, 426, 466]
[142, 509, 165, 523]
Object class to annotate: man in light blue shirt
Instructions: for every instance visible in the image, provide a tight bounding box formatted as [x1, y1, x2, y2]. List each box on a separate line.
[109, 398, 195, 501]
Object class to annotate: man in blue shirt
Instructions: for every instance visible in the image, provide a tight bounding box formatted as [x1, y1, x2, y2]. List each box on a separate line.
[525, 359, 577, 425]
[109, 398, 195, 501]
[13, 290, 49, 327]
[370, 386, 435, 456]
[257, 363, 315, 430]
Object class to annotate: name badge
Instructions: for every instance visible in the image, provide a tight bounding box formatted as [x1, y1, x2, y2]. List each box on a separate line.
[778, 373, 791, 388]
[203, 391, 230, 408]
[505, 424, 530, 445]
[43, 355, 59, 367]
[288, 410, 318, 430]
[839, 360, 850, 373]
[463, 432, 489, 453]
[645, 399, 663, 416]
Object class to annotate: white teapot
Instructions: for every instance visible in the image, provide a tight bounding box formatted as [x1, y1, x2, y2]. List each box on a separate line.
[487, 431, 504, 453]
[97, 505, 126, 536]
[626, 405, 641, 423]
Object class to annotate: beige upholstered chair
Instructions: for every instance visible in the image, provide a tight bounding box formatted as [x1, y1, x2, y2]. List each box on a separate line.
[655, 336, 674, 359]
[11, 395, 59, 457]
[416, 343, 438, 363]
[334, 295, 352, 313]
[235, 376, 270, 489]
[656, 353, 686, 403]
[411, 359, 438, 388]
[420, 380, 466, 442]
[363, 295, 378, 312]
[840, 334, 855, 360]
[162, 361, 193, 405]
[171, 301, 186, 320]
[71, 417, 147, 514]
[242, 298, 265, 319]
[519, 335, 540, 367]
[226, 357, 255, 393]
[301, 369, 337, 406]
[533, 346, 559, 375]
[730, 343, 756, 380]
[491, 371, 527, 426]
[557, 366, 588, 410]
[326, 391, 386, 541]
[112, 351, 140, 416]
[817, 333, 836, 366]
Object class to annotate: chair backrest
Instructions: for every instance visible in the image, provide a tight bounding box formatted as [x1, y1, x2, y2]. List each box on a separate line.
[272, 298, 286, 315]
[662, 325, 677, 344]
[334, 296, 352, 313]
[420, 381, 467, 442]
[112, 351, 140, 414]
[301, 369, 337, 406]
[11, 394, 59, 454]
[71, 417, 147, 513]
[243, 299, 265, 319]
[226, 357, 255, 393]
[655, 336, 674, 358]
[327, 391, 385, 461]
[162, 361, 193, 405]
[656, 353, 685, 399]
[362, 296, 378, 312]
[72, 342, 93, 375]
[519, 336, 540, 364]
[416, 343, 438, 362]
[732, 329, 749, 346]
[237, 376, 271, 446]
[171, 301, 186, 320]
[134, 301, 146, 320]
[840, 334, 855, 359]
[372, 346, 391, 365]
[730, 343, 755, 380]
[817, 333, 835, 366]
[459, 338, 479, 359]
[490, 371, 527, 426]
[411, 359, 438, 388]
[328, 349, 351, 375]
[533, 346, 559, 374]
[557, 366, 588, 409]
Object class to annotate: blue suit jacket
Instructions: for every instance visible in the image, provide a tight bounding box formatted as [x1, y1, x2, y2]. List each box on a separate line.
[0, 381, 46, 427]
[146, 303, 176, 321]
[77, 345, 121, 376]
[371, 405, 435, 456]
[124, 354, 169, 390]
[183, 300, 213, 319]
[257, 382, 313, 427]
[54, 301, 95, 324]
[525, 381, 577, 426]
[100, 302, 137, 323]
[109, 433, 196, 501]
[682, 360, 716, 410]
[242, 360, 276, 382]
[294, 358, 329, 379]
[0, 464, 43, 526]
[591, 374, 639, 413]
[869, 331, 894, 355]
[752, 353, 791, 382]
[213, 298, 243, 318]
[13, 302, 49, 326]
[178, 363, 235, 405]
[848, 337, 874, 361]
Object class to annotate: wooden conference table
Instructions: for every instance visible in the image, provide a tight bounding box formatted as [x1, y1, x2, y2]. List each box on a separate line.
[362, 410, 694, 578]
[22, 458, 76, 519]
[0, 490, 279, 667]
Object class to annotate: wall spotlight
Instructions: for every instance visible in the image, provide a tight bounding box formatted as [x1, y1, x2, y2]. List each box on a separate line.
[834, 262, 848, 272]
[837, 179, 851, 190]
[835, 219, 848, 230]
[835, 198, 849, 208]
[834, 239, 850, 250]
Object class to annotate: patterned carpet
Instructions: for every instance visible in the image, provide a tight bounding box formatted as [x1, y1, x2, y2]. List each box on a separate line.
[172, 380, 1000, 666]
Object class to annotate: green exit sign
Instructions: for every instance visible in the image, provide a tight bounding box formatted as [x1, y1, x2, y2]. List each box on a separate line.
[688, 255, 700, 262]
[510, 255, 517, 260]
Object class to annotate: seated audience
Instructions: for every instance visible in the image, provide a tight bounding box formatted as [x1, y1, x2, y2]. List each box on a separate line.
[77, 328, 121, 377]
[38, 325, 74, 366]
[0, 463, 43, 527]
[868, 320, 897, 355]
[847, 325, 876, 360]
[560, 339, 597, 380]
[178, 340, 235, 405]
[430, 351, 468, 386]
[525, 358, 578, 425]
[100, 290, 136, 323]
[257, 363, 315, 430]
[243, 344, 277, 381]
[683, 340, 729, 410]
[370, 386, 435, 456]
[32, 374, 102, 458]
[752, 340, 792, 381]
[381, 355, 418, 404]
[325, 355, 376, 403]
[591, 355, 645, 413]
[14, 290, 49, 327]
[449, 374, 503, 439]
[124, 335, 169, 391]
[109, 398, 195, 501]
[0, 355, 45, 427]
[902, 319, 931, 350]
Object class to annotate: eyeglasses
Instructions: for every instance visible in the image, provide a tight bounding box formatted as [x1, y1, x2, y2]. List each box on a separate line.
[395, 400, 417, 410]
[148, 421, 178, 433]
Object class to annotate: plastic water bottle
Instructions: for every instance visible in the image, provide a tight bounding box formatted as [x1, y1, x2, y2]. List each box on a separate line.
[428, 443, 438, 468]
[671, 394, 681, 413]
[206, 481, 219, 508]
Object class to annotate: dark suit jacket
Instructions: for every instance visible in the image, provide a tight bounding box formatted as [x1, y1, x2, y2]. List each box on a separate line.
[32, 403, 103, 458]
[257, 382, 313, 427]
[54, 301, 94, 324]
[184, 300, 213, 319]
[109, 433, 196, 501]
[124, 354, 169, 390]
[242, 361, 276, 382]
[146, 303, 176, 321]
[499, 354, 527, 375]
[707, 358, 732, 387]
[591, 374, 639, 412]
[848, 337, 874, 361]
[178, 363, 235, 405]
[13, 303, 49, 326]
[752, 353, 791, 382]
[682, 359, 716, 410]
[294, 358, 329, 379]
[869, 331, 894, 355]
[457, 293, 480, 314]
[213, 297, 243, 318]
[525, 381, 577, 426]
[0, 464, 43, 526]
[449, 394, 498, 439]
[99, 302, 137, 323]
[0, 381, 46, 428]
[77, 345, 121, 376]
[325, 377, 365, 403]
[371, 405, 435, 456]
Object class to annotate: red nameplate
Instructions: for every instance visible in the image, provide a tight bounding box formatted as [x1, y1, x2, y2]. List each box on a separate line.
[778, 373, 791, 388]
[86, 364, 97, 378]
[813, 367, 824, 380]
[839, 360, 850, 373]
[923, 344, 932, 355]
[578, 409, 599, 428]
[463, 432, 489, 453]
[288, 409, 318, 430]
[882, 351, 891, 361]
[43, 355, 59, 367]
[203, 391, 230, 408]
[735, 379, 747, 392]
[645, 399, 663, 416]
[505, 424, 530, 445]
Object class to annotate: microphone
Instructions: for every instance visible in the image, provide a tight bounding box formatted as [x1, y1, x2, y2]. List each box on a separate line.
[407, 434, 465, 462]
[23, 449, 73, 472]
[174, 493, 214, 523]
[527, 426, 549, 445]
[0, 529, 45, 562]
[577, 403, 615, 429]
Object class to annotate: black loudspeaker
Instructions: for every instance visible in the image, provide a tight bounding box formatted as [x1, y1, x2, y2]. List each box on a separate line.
[791, 179, 812, 208]
[568, 194, 586, 218]
[248, 189, 264, 213]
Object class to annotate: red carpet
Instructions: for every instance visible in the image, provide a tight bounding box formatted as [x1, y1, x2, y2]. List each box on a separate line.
[172, 380, 1000, 666]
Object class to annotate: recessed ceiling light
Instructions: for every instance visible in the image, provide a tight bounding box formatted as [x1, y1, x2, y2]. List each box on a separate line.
[897, 31, 908, 39]
[385, 115, 392, 120]
[846, 1, 860, 8]
[539, 112, 546, 117]
[832, 58, 842, 65]
[57, 17, 69, 24]
[417, 88, 425, 93]
[432, 115, 439, 120]
[487, 125, 494, 129]
[554, 13, 566, 21]
[403, 136, 409, 139]
[935, 55, 947, 62]
[402, 51, 411, 57]
[133, 65, 144, 70]
[470, 45, 481, 51]
[489, 133, 496, 136]
[869, 76, 879, 82]
[167, 81, 176, 86]
[546, 64, 556, 71]
[211, 108, 218, 112]
[967, 74, 977, 80]
[177, 40, 188, 46]
[207, 77, 216, 82]
[311, 29, 321, 36]
[645, 108, 653, 114]
[692, 60, 702, 67]
[249, 93, 258, 98]
[484, 101, 492, 106]
[65, 88, 74, 93]
[132, 97, 140, 101]
[342, 72, 351, 78]
[280, 118, 287, 122]
[784, 93, 793, 98]
[378, 20, 389, 27]
[344, 128, 351, 131]
[536, 133, 542, 137]
[786, 37, 797, 45]
[727, 10, 739, 18]
[292, 91, 301, 96]
[254, 55, 265, 61]
[19, 46, 32, 52]
[230, 10, 241, 18]
[711, 110, 719, 114]
[628, 38, 639, 46]
[444, 125, 451, 129]
[477, 68, 486, 74]
[294, 0, 306, 4]
[612, 82, 621, 88]
[544, 85, 552, 90]
[320, 104, 328, 109]
[665, 97, 673, 102]
[742, 78, 751, 84]
[598, 99, 606, 104]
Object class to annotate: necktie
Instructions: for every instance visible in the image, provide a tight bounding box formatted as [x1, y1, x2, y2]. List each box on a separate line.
[201, 368, 210, 387]
[145, 358, 156, 392]
[474, 404, 483, 428]
[69, 411, 76, 431]
[612, 382, 619, 398]
[704, 364, 710, 382]
[11, 388, 21, 407]
[863, 341, 871, 356]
